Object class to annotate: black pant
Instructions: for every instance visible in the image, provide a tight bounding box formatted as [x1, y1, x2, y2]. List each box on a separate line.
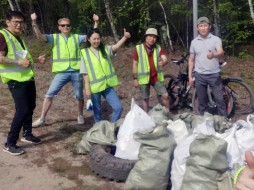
[6, 79, 36, 146]
[194, 72, 227, 117]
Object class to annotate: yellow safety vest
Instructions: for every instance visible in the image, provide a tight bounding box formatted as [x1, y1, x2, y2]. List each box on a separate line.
[136, 44, 164, 84]
[52, 34, 80, 73]
[0, 29, 34, 84]
[80, 47, 119, 93]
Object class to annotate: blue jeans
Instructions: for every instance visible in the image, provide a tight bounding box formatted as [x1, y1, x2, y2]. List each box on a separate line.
[46, 71, 84, 100]
[91, 87, 122, 123]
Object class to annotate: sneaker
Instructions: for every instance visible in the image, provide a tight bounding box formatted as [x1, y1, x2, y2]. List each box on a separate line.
[77, 115, 85, 124]
[21, 134, 41, 144]
[3, 143, 25, 156]
[32, 118, 45, 128]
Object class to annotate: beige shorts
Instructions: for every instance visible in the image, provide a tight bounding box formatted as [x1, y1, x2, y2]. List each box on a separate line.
[139, 81, 167, 99]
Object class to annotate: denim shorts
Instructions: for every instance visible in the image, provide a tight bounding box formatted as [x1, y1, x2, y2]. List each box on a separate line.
[139, 81, 167, 99]
[46, 71, 84, 100]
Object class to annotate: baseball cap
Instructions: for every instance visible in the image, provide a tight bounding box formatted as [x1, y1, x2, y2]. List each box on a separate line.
[145, 28, 158, 37]
[197, 17, 210, 25]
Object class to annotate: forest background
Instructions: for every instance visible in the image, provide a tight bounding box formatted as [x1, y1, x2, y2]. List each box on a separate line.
[1, 0, 254, 57]
[0, 1, 253, 189]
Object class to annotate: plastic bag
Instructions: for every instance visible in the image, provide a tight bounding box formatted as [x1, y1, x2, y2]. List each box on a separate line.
[216, 124, 243, 169]
[165, 119, 189, 144]
[114, 98, 156, 160]
[148, 104, 169, 125]
[171, 117, 216, 190]
[235, 117, 254, 161]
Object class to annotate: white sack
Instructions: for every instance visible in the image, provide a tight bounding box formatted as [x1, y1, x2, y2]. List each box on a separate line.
[114, 98, 156, 160]
[171, 118, 216, 190]
[165, 119, 189, 144]
[216, 125, 243, 169]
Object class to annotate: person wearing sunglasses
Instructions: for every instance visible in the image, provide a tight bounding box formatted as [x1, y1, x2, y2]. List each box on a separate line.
[0, 10, 46, 155]
[30, 13, 99, 127]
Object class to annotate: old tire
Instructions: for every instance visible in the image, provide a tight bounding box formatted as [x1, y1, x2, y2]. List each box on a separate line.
[89, 144, 137, 182]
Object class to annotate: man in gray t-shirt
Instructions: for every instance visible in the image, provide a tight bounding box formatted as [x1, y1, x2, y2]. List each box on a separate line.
[188, 17, 227, 117]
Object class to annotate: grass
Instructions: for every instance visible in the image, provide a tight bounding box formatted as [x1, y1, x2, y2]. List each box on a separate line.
[24, 36, 52, 59]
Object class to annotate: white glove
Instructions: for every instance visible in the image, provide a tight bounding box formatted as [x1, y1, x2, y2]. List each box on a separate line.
[86, 99, 93, 111]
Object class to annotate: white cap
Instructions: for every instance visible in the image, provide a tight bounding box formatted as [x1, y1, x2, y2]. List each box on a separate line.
[145, 28, 158, 37]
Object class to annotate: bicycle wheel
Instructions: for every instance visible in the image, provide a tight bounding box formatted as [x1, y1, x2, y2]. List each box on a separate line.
[223, 78, 254, 114]
[162, 74, 192, 110]
[192, 87, 234, 116]
[164, 74, 180, 108]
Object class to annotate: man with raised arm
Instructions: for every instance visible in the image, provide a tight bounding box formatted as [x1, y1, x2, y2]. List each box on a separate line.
[31, 13, 99, 127]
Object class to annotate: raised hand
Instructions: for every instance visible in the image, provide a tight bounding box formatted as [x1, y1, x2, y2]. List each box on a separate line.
[31, 13, 37, 21]
[93, 14, 99, 22]
[123, 28, 131, 39]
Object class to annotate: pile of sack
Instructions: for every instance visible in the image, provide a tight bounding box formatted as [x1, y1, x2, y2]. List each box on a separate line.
[77, 98, 254, 190]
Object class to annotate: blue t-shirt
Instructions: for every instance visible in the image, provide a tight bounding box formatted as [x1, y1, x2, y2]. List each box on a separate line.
[45, 34, 86, 45]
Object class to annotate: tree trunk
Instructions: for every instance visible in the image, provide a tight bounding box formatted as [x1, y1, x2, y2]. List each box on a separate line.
[8, 0, 15, 10]
[158, 0, 174, 52]
[103, 0, 119, 42]
[213, 0, 220, 36]
[36, 1, 46, 33]
[7, 0, 22, 12]
[248, 0, 254, 24]
[15, 0, 22, 12]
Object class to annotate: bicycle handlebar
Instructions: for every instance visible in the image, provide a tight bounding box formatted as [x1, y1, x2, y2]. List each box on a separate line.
[171, 54, 189, 65]
[171, 54, 227, 68]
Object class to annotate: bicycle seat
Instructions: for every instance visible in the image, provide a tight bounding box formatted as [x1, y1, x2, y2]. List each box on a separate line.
[171, 59, 178, 63]
[171, 59, 182, 65]
[219, 62, 227, 67]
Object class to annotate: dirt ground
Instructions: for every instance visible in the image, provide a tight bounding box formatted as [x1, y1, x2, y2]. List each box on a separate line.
[0, 46, 252, 190]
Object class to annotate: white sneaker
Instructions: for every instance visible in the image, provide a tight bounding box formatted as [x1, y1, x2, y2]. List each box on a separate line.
[77, 115, 85, 124]
[32, 118, 45, 128]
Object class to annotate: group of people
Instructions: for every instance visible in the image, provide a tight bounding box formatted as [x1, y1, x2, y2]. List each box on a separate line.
[0, 10, 170, 157]
[0, 9, 253, 190]
[0, 10, 238, 154]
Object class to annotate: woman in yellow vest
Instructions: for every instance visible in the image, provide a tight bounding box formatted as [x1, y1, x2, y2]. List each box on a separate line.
[80, 28, 131, 122]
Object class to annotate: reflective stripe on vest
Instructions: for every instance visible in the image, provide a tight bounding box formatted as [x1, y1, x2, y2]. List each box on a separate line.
[0, 29, 32, 73]
[81, 47, 118, 93]
[0, 29, 34, 83]
[136, 44, 164, 84]
[52, 34, 80, 72]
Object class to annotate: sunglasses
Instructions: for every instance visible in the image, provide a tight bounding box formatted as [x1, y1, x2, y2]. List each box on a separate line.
[59, 24, 71, 27]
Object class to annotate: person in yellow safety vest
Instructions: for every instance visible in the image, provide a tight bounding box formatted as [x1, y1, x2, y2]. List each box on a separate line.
[0, 10, 46, 156]
[30, 12, 99, 127]
[80, 28, 131, 123]
[132, 28, 170, 112]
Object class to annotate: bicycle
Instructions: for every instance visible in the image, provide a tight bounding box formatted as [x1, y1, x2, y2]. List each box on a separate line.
[163, 54, 254, 116]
